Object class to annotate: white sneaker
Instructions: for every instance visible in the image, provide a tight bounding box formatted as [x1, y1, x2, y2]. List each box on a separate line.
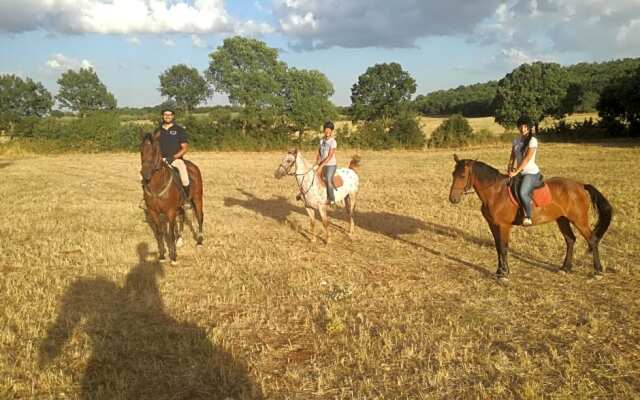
[522, 217, 533, 226]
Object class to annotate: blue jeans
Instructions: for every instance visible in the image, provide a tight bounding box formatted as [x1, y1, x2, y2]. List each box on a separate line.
[323, 165, 336, 202]
[519, 173, 541, 218]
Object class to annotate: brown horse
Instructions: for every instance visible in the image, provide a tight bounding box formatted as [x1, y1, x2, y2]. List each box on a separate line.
[140, 130, 204, 264]
[449, 154, 612, 280]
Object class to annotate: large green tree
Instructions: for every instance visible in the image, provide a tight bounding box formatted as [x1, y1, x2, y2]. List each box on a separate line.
[283, 68, 336, 140]
[0, 74, 53, 133]
[205, 36, 287, 130]
[159, 64, 211, 114]
[56, 68, 116, 116]
[492, 62, 569, 129]
[350, 62, 416, 126]
[598, 67, 640, 136]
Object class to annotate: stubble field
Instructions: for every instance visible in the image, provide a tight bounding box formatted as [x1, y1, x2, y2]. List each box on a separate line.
[1, 141, 639, 399]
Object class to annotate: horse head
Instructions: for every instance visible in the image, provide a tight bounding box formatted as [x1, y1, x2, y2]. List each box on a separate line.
[274, 148, 298, 179]
[139, 129, 162, 183]
[449, 153, 474, 204]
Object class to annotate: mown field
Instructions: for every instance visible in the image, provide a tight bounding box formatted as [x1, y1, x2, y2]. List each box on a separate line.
[1, 141, 639, 399]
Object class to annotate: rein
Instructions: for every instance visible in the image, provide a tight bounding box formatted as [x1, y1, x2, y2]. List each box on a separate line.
[279, 153, 317, 202]
[462, 161, 509, 195]
[143, 157, 174, 199]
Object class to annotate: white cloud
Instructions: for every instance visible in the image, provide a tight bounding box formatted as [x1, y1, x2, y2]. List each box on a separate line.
[163, 38, 176, 47]
[474, 0, 640, 59]
[0, 0, 233, 34]
[273, 0, 503, 49]
[191, 34, 205, 48]
[44, 53, 95, 71]
[235, 20, 276, 36]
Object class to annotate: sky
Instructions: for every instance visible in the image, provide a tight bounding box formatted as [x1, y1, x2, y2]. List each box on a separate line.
[1, 0, 639, 107]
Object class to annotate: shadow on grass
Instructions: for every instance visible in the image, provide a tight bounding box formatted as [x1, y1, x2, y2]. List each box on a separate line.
[39, 243, 262, 400]
[0, 161, 13, 169]
[224, 189, 561, 276]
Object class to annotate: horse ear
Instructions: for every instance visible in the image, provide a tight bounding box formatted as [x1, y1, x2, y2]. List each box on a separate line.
[139, 128, 145, 141]
[288, 148, 298, 155]
[453, 153, 460, 163]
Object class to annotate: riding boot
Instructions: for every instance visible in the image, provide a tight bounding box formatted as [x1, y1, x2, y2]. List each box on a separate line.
[181, 184, 192, 209]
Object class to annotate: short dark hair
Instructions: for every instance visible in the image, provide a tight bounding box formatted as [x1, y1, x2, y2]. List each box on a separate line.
[161, 108, 175, 115]
[323, 121, 335, 131]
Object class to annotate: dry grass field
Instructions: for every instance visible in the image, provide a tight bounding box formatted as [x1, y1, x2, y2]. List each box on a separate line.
[1, 141, 639, 399]
[333, 113, 599, 140]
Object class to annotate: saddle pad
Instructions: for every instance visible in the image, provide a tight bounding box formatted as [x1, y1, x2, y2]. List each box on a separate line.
[317, 171, 344, 188]
[508, 183, 552, 207]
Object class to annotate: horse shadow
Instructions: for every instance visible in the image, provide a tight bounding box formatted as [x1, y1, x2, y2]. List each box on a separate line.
[0, 161, 12, 169]
[39, 242, 262, 400]
[223, 189, 559, 277]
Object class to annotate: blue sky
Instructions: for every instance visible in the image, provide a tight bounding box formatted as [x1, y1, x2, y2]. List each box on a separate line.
[1, 1, 639, 107]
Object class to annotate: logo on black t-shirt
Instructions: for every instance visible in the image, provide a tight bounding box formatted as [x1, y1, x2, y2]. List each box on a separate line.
[169, 130, 177, 135]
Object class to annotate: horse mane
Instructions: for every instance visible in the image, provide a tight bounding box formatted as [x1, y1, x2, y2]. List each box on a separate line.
[471, 160, 505, 183]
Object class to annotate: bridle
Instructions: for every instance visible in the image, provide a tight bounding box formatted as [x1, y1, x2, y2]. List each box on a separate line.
[455, 160, 510, 197]
[141, 140, 174, 198]
[278, 152, 316, 201]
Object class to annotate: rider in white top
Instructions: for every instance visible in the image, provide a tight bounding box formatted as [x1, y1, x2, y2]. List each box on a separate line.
[508, 116, 542, 226]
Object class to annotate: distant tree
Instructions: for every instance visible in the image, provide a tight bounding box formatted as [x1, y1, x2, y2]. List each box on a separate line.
[598, 67, 640, 136]
[493, 62, 569, 130]
[428, 114, 474, 148]
[205, 36, 287, 131]
[283, 68, 336, 140]
[350, 62, 416, 126]
[414, 81, 498, 117]
[56, 68, 116, 116]
[159, 64, 211, 114]
[0, 74, 53, 134]
[389, 111, 425, 149]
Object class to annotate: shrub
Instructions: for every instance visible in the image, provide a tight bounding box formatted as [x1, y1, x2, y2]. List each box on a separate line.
[428, 114, 474, 148]
[389, 112, 425, 149]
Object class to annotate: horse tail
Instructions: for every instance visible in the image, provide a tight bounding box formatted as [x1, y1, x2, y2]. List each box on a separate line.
[348, 155, 361, 170]
[584, 184, 613, 241]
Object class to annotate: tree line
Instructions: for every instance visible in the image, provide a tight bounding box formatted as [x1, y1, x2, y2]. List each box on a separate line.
[1, 36, 639, 149]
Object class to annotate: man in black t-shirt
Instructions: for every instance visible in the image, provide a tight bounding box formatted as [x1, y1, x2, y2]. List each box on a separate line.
[158, 108, 191, 208]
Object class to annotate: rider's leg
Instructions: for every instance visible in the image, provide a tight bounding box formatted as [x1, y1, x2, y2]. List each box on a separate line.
[519, 173, 540, 224]
[323, 165, 337, 204]
[171, 159, 192, 208]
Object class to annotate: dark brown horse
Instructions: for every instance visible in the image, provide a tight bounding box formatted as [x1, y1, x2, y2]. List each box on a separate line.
[140, 130, 204, 264]
[449, 154, 612, 280]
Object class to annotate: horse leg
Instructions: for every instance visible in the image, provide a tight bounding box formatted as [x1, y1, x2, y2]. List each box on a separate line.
[344, 194, 356, 237]
[318, 205, 330, 244]
[192, 186, 204, 246]
[556, 217, 576, 273]
[487, 222, 510, 279]
[175, 208, 185, 248]
[305, 207, 317, 242]
[571, 214, 603, 276]
[148, 209, 166, 262]
[167, 210, 178, 265]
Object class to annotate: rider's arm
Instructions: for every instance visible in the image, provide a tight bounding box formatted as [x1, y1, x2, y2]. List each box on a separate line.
[174, 142, 188, 159]
[508, 149, 515, 172]
[513, 147, 535, 174]
[318, 148, 335, 168]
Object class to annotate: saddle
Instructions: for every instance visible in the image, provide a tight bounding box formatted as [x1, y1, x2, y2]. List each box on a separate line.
[508, 174, 552, 207]
[316, 169, 344, 189]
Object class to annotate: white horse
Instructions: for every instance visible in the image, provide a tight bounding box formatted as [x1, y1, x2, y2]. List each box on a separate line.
[275, 149, 360, 243]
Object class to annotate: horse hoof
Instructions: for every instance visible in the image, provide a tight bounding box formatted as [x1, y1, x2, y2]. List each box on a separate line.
[176, 237, 184, 248]
[170, 260, 179, 266]
[159, 257, 167, 263]
[558, 269, 567, 275]
[496, 275, 509, 283]
[196, 243, 203, 248]
[592, 274, 603, 281]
